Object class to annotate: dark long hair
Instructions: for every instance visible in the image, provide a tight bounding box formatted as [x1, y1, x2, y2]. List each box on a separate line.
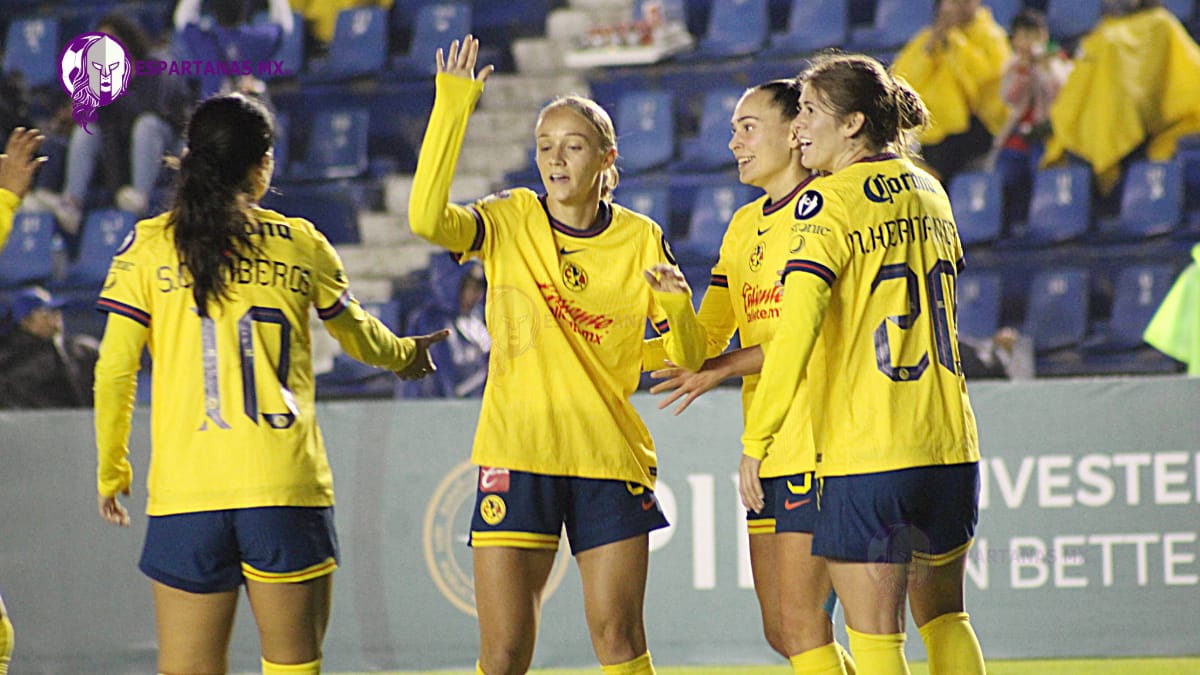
[169, 93, 274, 316]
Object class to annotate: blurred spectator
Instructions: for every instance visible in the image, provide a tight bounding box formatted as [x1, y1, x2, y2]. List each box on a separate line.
[988, 9, 1072, 223]
[892, 0, 1011, 182]
[174, 0, 295, 98]
[1144, 242, 1200, 375]
[1042, 0, 1200, 193]
[403, 261, 489, 398]
[960, 327, 1035, 379]
[290, 0, 391, 47]
[0, 286, 98, 409]
[50, 14, 192, 238]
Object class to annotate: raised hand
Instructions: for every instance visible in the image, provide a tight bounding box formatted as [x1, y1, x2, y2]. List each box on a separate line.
[395, 329, 452, 381]
[0, 127, 47, 198]
[643, 264, 690, 294]
[436, 34, 495, 83]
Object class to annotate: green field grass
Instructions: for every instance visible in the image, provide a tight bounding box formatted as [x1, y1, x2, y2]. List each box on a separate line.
[354, 657, 1200, 675]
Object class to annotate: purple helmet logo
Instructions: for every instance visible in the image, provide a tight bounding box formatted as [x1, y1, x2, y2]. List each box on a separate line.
[59, 32, 131, 134]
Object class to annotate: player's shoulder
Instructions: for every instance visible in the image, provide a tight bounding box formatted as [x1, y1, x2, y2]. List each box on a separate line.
[114, 211, 172, 260]
[612, 199, 664, 235]
[251, 206, 320, 239]
[476, 186, 539, 212]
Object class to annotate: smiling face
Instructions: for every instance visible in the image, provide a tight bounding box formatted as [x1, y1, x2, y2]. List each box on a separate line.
[535, 105, 615, 209]
[796, 83, 864, 174]
[728, 88, 802, 198]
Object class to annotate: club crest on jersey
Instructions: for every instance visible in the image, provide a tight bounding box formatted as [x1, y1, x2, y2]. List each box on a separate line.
[561, 260, 588, 292]
[749, 242, 764, 271]
[795, 190, 824, 220]
[480, 494, 507, 525]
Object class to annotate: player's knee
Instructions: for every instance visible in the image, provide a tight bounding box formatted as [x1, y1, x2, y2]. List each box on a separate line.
[587, 617, 647, 664]
[478, 642, 535, 675]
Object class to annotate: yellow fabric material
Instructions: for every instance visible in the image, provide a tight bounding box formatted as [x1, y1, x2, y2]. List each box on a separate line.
[476, 662, 485, 675]
[0, 188, 19, 250]
[1143, 244, 1200, 374]
[0, 609, 12, 675]
[601, 651, 655, 675]
[261, 656, 321, 674]
[742, 157, 979, 477]
[846, 627, 909, 675]
[892, 6, 1011, 145]
[95, 207, 416, 513]
[291, 0, 393, 44]
[788, 642, 846, 674]
[918, 611, 985, 675]
[409, 74, 706, 489]
[1044, 8, 1200, 192]
[836, 640, 857, 675]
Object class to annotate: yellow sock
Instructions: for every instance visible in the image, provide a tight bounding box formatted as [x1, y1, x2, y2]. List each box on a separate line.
[835, 641, 857, 675]
[601, 651, 655, 675]
[476, 661, 486, 674]
[262, 656, 321, 674]
[0, 612, 12, 675]
[918, 611, 984, 675]
[788, 642, 846, 674]
[846, 626, 909, 675]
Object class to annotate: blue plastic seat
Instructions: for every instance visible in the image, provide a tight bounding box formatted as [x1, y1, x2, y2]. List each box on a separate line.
[1015, 165, 1093, 244]
[1162, 0, 1195, 21]
[392, 3, 472, 77]
[615, 184, 672, 231]
[259, 11, 305, 76]
[0, 212, 57, 287]
[956, 270, 1003, 341]
[983, 0, 1022, 29]
[1085, 263, 1178, 353]
[3, 16, 59, 88]
[767, 0, 847, 55]
[266, 184, 362, 244]
[615, 89, 676, 175]
[1093, 159, 1183, 241]
[272, 112, 291, 179]
[845, 0, 932, 52]
[671, 86, 742, 173]
[674, 182, 757, 265]
[288, 108, 370, 181]
[1046, 0, 1101, 42]
[1022, 268, 1090, 353]
[949, 169, 1004, 246]
[684, 0, 769, 60]
[57, 209, 137, 290]
[307, 7, 388, 81]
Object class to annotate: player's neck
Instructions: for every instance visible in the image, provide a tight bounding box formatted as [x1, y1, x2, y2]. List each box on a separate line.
[546, 198, 601, 231]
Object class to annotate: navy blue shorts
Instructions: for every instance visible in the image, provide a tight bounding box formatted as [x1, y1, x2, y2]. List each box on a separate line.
[813, 463, 979, 565]
[139, 506, 339, 594]
[747, 472, 819, 535]
[468, 467, 669, 555]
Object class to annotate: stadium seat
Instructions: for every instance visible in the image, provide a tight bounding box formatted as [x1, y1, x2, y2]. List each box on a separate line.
[615, 89, 676, 175]
[1022, 268, 1090, 353]
[670, 85, 743, 173]
[615, 184, 672, 232]
[983, 0, 1022, 29]
[272, 111, 290, 179]
[1162, 0, 1195, 22]
[683, 0, 769, 60]
[949, 169, 1004, 246]
[1046, 0, 1101, 43]
[0, 212, 57, 287]
[1093, 159, 1183, 241]
[391, 3, 472, 77]
[259, 11, 304, 76]
[287, 108, 370, 181]
[674, 182, 757, 265]
[56, 209, 136, 290]
[956, 270, 1003, 341]
[306, 7, 388, 81]
[765, 0, 848, 56]
[845, 0, 932, 52]
[265, 183, 362, 245]
[3, 16, 60, 89]
[1010, 165, 1093, 245]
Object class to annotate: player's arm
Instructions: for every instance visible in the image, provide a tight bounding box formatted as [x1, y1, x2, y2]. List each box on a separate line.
[643, 273, 735, 370]
[408, 36, 495, 253]
[94, 312, 147, 527]
[0, 127, 46, 249]
[644, 264, 707, 372]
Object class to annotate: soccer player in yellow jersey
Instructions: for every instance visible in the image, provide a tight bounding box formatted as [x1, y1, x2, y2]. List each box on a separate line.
[649, 80, 855, 675]
[0, 125, 46, 675]
[94, 94, 446, 675]
[743, 54, 985, 675]
[409, 36, 707, 675]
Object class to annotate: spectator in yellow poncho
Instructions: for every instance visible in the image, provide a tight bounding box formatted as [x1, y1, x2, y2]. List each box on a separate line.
[290, 0, 393, 46]
[1043, 0, 1200, 193]
[893, 0, 1011, 181]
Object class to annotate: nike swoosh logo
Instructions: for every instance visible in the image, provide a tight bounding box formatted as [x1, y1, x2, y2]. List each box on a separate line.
[784, 498, 812, 511]
[757, 226, 772, 236]
[559, 247, 585, 256]
[642, 498, 656, 511]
